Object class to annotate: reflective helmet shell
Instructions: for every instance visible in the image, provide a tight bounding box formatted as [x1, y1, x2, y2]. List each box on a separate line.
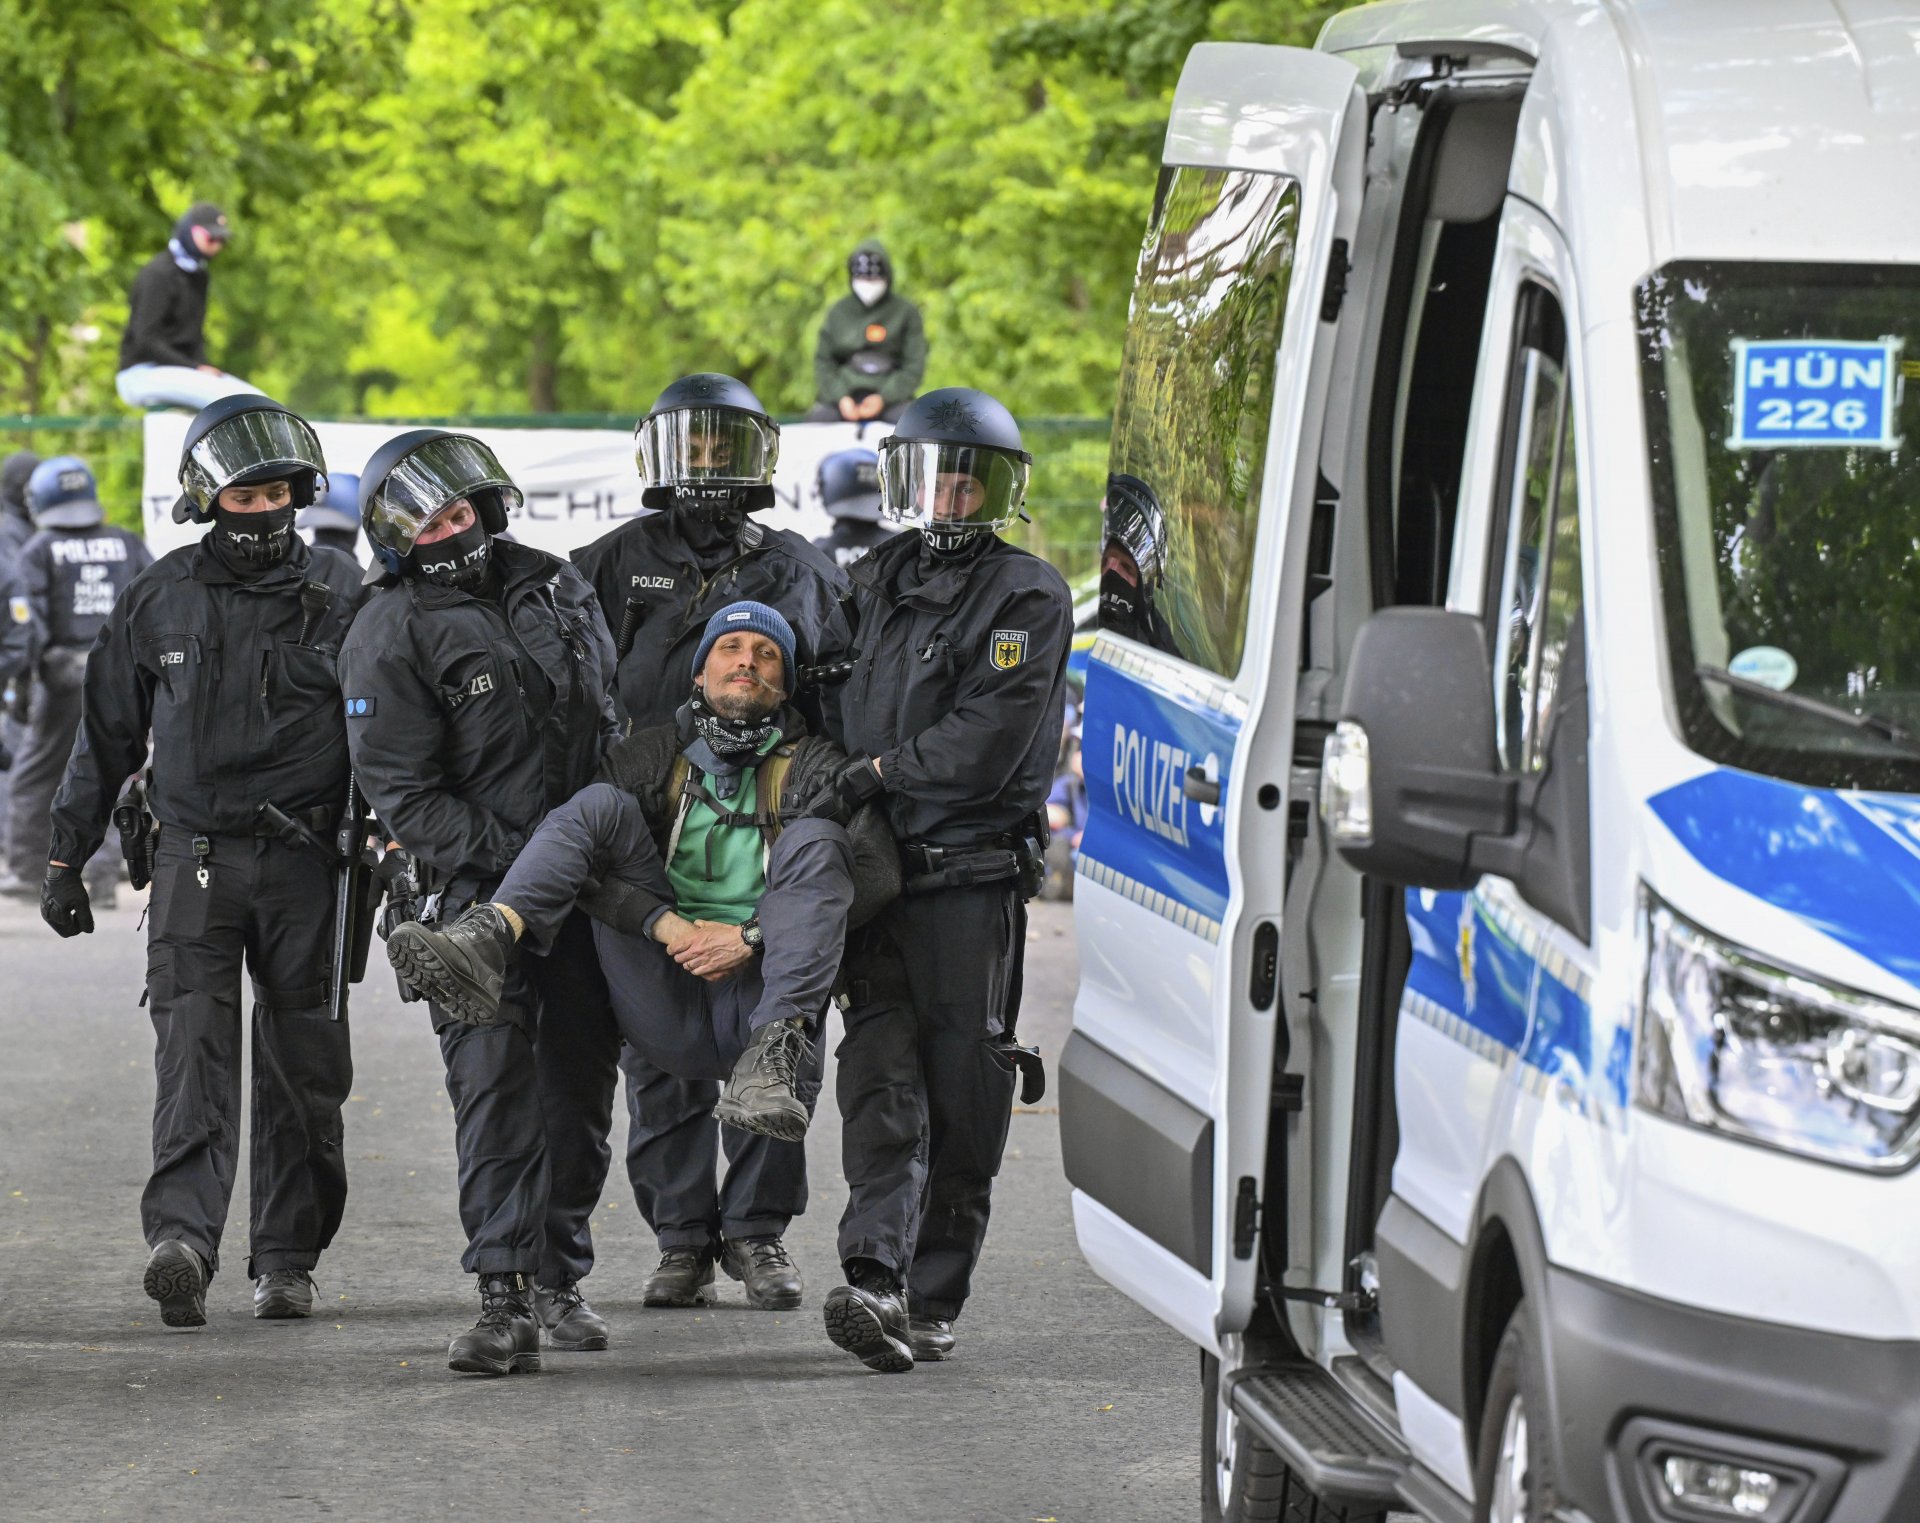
[358, 429, 519, 583]
[816, 448, 883, 522]
[173, 395, 328, 524]
[636, 373, 780, 512]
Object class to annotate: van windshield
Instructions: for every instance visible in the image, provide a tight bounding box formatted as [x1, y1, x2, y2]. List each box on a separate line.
[1637, 260, 1920, 791]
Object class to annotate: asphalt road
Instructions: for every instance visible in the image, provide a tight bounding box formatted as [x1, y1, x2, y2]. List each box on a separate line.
[0, 890, 1200, 1522]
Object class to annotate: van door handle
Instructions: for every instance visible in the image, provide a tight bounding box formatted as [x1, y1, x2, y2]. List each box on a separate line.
[1182, 766, 1221, 806]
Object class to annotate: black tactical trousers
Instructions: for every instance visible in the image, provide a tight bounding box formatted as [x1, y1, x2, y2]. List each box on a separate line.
[493, 782, 837, 1270]
[143, 828, 352, 1279]
[836, 884, 1023, 1322]
[429, 911, 600, 1280]
[9, 650, 116, 888]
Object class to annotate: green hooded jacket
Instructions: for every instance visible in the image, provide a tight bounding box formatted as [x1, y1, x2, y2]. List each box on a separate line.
[812, 240, 929, 408]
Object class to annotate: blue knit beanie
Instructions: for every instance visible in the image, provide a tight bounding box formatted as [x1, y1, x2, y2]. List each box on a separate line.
[692, 600, 797, 693]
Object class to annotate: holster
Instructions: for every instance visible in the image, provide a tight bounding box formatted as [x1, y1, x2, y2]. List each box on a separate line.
[112, 779, 159, 891]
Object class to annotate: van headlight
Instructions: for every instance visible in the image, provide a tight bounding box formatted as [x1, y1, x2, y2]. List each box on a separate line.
[1639, 897, 1920, 1172]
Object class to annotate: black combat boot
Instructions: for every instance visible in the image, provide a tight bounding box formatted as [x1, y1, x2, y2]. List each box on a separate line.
[253, 1269, 315, 1319]
[721, 1235, 803, 1310]
[386, 905, 515, 1025]
[715, 1018, 812, 1142]
[642, 1247, 716, 1308]
[907, 1315, 955, 1361]
[143, 1240, 209, 1329]
[534, 1280, 610, 1351]
[823, 1261, 914, 1373]
[447, 1272, 541, 1376]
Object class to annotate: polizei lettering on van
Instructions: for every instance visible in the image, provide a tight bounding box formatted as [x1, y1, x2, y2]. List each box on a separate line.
[1111, 722, 1190, 847]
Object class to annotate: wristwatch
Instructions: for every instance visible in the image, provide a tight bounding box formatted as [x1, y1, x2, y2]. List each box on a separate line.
[739, 916, 764, 952]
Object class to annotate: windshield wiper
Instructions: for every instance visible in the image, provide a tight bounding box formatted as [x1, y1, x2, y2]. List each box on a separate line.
[1695, 664, 1920, 759]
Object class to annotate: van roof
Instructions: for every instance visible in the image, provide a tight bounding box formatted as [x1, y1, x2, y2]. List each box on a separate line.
[1321, 0, 1920, 268]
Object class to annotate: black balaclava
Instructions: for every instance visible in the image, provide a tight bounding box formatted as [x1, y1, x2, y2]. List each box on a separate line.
[1, 450, 40, 522]
[1099, 564, 1146, 640]
[211, 505, 297, 573]
[405, 520, 493, 591]
[668, 491, 750, 562]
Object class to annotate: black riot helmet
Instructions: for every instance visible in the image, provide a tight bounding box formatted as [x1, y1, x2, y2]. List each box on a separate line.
[634, 373, 780, 513]
[1102, 473, 1166, 589]
[877, 387, 1030, 554]
[816, 448, 883, 522]
[173, 395, 328, 524]
[358, 429, 520, 583]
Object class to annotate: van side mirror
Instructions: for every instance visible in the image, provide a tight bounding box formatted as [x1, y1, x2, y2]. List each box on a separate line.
[1322, 608, 1516, 888]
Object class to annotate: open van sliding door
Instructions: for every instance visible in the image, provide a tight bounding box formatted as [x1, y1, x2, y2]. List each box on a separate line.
[1062, 43, 1365, 1350]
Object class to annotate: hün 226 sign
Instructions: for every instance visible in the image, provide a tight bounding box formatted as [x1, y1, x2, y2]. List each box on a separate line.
[1729, 337, 1904, 450]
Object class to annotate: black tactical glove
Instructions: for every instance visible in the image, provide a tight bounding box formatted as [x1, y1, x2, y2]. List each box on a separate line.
[41, 864, 94, 938]
[0, 735, 11, 772]
[375, 848, 423, 941]
[835, 754, 886, 816]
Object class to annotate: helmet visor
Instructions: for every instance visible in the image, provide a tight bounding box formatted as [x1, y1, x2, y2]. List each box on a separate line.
[368, 436, 521, 556]
[181, 410, 327, 511]
[879, 441, 1027, 534]
[635, 408, 778, 488]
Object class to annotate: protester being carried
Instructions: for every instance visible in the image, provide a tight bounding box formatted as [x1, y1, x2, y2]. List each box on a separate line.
[386, 599, 897, 1186]
[114, 203, 264, 411]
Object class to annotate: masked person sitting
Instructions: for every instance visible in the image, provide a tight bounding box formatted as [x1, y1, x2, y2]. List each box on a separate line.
[384, 601, 898, 1191]
[339, 431, 620, 1376]
[806, 241, 928, 424]
[41, 396, 364, 1328]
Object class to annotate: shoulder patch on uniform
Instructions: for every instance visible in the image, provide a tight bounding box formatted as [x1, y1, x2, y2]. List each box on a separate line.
[8, 596, 27, 625]
[991, 629, 1028, 670]
[345, 697, 376, 718]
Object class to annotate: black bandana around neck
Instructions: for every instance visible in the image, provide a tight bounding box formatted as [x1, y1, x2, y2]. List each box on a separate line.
[685, 688, 782, 765]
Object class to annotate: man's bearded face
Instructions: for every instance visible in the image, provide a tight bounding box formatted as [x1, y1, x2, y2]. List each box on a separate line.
[699, 631, 786, 721]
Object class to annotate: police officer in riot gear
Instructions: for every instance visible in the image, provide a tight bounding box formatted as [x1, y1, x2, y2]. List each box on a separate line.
[7, 457, 153, 900]
[42, 397, 362, 1329]
[1097, 471, 1181, 657]
[340, 430, 619, 1375]
[825, 387, 1071, 1371]
[297, 472, 362, 563]
[0, 449, 44, 881]
[812, 448, 896, 569]
[571, 374, 856, 1314]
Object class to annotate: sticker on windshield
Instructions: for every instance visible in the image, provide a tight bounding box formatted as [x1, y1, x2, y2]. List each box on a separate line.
[1729, 645, 1798, 691]
[1729, 337, 1903, 450]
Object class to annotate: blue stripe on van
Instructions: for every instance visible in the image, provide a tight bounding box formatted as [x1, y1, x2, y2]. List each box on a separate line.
[1402, 887, 1623, 1121]
[1078, 652, 1238, 931]
[1649, 769, 1920, 990]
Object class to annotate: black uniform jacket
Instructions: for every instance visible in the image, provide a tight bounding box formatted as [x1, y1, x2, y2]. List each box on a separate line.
[571, 515, 855, 740]
[338, 539, 619, 894]
[119, 250, 209, 370]
[16, 523, 154, 655]
[587, 702, 900, 932]
[840, 532, 1072, 848]
[49, 537, 366, 864]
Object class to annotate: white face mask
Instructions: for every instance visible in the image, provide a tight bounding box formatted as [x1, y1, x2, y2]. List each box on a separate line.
[851, 277, 889, 308]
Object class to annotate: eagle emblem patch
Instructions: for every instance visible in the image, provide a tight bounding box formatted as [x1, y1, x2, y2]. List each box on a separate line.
[990, 629, 1028, 670]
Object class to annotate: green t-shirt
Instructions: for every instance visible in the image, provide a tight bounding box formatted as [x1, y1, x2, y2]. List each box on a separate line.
[669, 761, 771, 925]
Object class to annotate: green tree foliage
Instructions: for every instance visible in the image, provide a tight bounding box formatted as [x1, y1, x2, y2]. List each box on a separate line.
[1, 0, 1356, 561]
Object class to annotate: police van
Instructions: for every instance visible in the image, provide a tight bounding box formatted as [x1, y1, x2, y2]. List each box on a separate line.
[1062, 4, 1920, 1521]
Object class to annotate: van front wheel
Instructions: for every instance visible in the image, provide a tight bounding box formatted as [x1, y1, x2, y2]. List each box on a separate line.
[1472, 1310, 1560, 1523]
[1200, 1352, 1390, 1523]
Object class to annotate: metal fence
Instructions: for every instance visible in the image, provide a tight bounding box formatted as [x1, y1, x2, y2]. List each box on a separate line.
[0, 413, 1113, 585]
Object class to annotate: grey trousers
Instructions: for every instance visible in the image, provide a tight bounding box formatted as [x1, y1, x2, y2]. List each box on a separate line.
[8, 650, 116, 888]
[497, 782, 848, 1261]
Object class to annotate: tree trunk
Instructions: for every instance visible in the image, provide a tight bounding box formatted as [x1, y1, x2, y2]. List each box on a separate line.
[527, 308, 559, 412]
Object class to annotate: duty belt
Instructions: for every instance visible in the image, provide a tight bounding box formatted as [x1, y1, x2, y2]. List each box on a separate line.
[252, 804, 334, 839]
[900, 837, 1026, 895]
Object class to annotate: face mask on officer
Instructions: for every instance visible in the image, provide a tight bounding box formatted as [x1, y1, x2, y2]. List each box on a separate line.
[669, 427, 751, 529]
[1098, 541, 1145, 633]
[213, 478, 297, 570]
[405, 499, 492, 590]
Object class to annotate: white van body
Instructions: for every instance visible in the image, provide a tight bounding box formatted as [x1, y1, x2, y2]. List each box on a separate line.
[1063, 4, 1920, 1521]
